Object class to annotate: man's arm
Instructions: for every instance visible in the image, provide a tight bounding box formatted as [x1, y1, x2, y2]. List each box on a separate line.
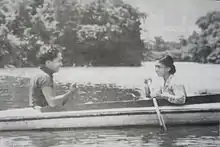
[42, 86, 74, 108]
[37, 74, 76, 108]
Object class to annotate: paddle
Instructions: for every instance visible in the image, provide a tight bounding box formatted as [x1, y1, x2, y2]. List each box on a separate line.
[152, 97, 167, 131]
[144, 79, 167, 131]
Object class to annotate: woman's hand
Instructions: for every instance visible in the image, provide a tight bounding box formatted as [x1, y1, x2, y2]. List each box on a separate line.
[144, 78, 161, 98]
[150, 90, 161, 98]
[155, 92, 170, 100]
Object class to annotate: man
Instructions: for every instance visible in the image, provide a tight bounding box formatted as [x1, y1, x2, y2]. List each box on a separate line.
[29, 46, 77, 110]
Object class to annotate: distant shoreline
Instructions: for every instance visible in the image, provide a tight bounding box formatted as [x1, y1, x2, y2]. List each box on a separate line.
[0, 60, 219, 70]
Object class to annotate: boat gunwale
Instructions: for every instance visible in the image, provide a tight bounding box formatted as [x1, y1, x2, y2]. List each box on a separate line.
[0, 103, 220, 122]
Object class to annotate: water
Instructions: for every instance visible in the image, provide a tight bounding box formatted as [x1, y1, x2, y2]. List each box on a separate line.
[0, 62, 220, 146]
[1, 62, 220, 96]
[0, 126, 219, 147]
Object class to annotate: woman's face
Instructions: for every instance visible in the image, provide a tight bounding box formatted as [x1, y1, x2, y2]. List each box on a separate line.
[155, 61, 170, 77]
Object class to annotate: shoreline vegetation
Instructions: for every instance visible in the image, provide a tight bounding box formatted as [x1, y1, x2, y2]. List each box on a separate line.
[0, 0, 219, 68]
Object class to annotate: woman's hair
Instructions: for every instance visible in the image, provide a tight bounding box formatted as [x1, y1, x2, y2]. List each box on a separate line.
[158, 55, 176, 74]
[37, 45, 61, 65]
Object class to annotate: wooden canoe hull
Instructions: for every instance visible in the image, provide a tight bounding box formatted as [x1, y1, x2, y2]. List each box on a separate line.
[0, 102, 220, 131]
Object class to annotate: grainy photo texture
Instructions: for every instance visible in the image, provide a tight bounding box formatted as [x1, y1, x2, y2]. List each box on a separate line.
[0, 0, 220, 146]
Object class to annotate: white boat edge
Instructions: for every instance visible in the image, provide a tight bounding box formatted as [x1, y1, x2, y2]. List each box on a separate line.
[0, 103, 219, 131]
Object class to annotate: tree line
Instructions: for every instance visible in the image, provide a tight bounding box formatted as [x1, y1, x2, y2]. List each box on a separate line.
[0, 0, 219, 68]
[0, 0, 146, 67]
[144, 11, 220, 64]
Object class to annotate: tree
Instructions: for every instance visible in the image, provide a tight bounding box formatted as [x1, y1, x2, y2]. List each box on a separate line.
[0, 0, 146, 67]
[67, 0, 146, 66]
[181, 11, 220, 63]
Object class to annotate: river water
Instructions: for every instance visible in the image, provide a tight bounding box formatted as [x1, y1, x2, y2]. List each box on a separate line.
[0, 62, 220, 146]
[0, 126, 219, 147]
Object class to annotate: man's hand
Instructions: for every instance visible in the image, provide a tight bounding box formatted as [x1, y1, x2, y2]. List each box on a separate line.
[62, 83, 78, 105]
[69, 83, 78, 94]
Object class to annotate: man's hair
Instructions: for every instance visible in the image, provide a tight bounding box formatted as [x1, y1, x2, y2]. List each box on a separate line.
[37, 45, 61, 65]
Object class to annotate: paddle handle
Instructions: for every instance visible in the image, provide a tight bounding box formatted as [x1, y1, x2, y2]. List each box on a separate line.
[152, 98, 167, 131]
[144, 80, 167, 131]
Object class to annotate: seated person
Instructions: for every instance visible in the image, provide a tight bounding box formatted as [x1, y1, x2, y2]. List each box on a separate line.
[29, 46, 77, 110]
[144, 55, 187, 104]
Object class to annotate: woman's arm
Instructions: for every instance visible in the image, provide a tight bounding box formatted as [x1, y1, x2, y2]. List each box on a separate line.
[160, 84, 186, 104]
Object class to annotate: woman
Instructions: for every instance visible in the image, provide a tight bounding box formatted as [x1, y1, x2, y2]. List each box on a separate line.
[144, 55, 187, 104]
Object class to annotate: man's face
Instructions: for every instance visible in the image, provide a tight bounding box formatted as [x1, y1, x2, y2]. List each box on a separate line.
[46, 52, 63, 73]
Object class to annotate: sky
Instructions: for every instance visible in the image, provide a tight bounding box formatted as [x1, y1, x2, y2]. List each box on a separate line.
[124, 0, 220, 41]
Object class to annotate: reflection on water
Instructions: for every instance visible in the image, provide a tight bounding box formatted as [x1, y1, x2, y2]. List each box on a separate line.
[0, 126, 219, 147]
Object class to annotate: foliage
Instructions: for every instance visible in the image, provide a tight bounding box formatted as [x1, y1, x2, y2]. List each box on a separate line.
[145, 36, 181, 51]
[181, 11, 220, 63]
[143, 36, 182, 61]
[143, 11, 220, 64]
[0, 0, 146, 67]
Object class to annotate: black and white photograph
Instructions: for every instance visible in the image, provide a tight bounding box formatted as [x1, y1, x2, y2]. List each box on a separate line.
[0, 0, 220, 146]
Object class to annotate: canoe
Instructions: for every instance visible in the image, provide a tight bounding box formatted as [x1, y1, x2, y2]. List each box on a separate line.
[0, 94, 220, 131]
